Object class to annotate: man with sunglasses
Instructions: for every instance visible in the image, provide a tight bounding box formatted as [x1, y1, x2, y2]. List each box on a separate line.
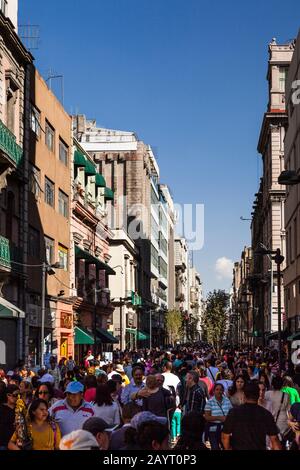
[0, 384, 20, 450]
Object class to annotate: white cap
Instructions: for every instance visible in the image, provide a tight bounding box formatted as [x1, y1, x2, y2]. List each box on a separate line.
[7, 371, 14, 376]
[59, 430, 99, 450]
[38, 373, 55, 384]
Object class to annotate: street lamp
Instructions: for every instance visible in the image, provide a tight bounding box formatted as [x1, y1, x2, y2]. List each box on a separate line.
[255, 247, 284, 371]
[41, 261, 64, 367]
[93, 286, 110, 356]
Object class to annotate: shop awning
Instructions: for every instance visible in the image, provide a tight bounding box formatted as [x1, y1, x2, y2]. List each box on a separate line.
[0, 297, 25, 318]
[125, 328, 149, 341]
[74, 326, 94, 345]
[287, 332, 300, 341]
[104, 187, 114, 201]
[75, 246, 116, 275]
[74, 149, 86, 167]
[96, 328, 119, 344]
[95, 174, 106, 188]
[85, 158, 97, 176]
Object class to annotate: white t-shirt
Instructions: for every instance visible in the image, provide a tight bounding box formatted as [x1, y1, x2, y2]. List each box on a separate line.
[162, 372, 180, 392]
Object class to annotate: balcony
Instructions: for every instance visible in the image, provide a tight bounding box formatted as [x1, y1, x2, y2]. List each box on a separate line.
[0, 120, 23, 167]
[0, 236, 22, 272]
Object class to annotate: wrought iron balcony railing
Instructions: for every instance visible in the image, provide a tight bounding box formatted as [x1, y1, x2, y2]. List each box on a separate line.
[0, 120, 23, 167]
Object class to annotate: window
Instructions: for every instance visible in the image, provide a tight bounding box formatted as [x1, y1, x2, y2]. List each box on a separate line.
[151, 215, 159, 242]
[45, 236, 54, 264]
[159, 256, 168, 279]
[159, 207, 168, 233]
[58, 189, 68, 217]
[59, 138, 68, 165]
[45, 120, 55, 152]
[58, 245, 68, 271]
[30, 105, 41, 137]
[151, 244, 159, 270]
[29, 164, 42, 200]
[159, 232, 168, 256]
[0, 0, 7, 15]
[28, 226, 40, 258]
[279, 67, 288, 92]
[45, 177, 55, 207]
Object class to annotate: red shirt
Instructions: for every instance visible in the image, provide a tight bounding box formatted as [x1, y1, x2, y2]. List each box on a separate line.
[84, 387, 96, 403]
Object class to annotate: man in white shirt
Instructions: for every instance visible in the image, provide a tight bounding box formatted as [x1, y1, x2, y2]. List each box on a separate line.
[162, 362, 180, 392]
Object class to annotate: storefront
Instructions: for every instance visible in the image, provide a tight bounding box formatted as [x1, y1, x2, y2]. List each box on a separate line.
[0, 297, 25, 369]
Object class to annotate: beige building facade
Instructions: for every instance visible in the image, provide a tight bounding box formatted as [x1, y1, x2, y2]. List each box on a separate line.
[26, 67, 73, 365]
[252, 39, 294, 344]
[283, 30, 300, 341]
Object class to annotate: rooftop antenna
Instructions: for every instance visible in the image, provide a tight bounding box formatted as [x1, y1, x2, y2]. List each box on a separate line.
[45, 69, 64, 106]
[18, 24, 40, 50]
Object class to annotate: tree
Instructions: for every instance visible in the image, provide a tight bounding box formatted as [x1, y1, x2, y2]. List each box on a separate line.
[165, 309, 183, 346]
[201, 290, 229, 352]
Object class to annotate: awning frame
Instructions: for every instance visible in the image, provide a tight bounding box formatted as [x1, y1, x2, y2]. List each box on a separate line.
[0, 296, 25, 318]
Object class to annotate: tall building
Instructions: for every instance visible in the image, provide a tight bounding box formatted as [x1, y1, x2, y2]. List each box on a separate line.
[72, 115, 175, 347]
[232, 247, 254, 347]
[251, 38, 294, 345]
[283, 30, 300, 344]
[175, 237, 189, 341]
[0, 9, 32, 368]
[71, 139, 117, 361]
[188, 267, 203, 341]
[26, 67, 73, 366]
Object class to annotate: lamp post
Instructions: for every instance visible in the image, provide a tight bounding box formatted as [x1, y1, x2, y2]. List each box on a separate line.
[93, 286, 110, 356]
[41, 261, 64, 367]
[255, 246, 284, 371]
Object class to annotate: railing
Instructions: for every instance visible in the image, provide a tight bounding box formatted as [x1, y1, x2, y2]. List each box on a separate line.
[0, 119, 23, 167]
[0, 235, 10, 268]
[0, 236, 23, 271]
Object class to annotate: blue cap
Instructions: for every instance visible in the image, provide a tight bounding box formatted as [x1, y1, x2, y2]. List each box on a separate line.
[65, 381, 84, 394]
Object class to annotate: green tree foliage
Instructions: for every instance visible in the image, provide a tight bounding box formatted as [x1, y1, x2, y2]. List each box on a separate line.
[202, 290, 229, 352]
[165, 309, 183, 346]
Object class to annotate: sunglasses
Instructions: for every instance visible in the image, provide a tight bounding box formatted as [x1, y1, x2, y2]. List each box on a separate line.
[38, 391, 49, 395]
[9, 393, 19, 398]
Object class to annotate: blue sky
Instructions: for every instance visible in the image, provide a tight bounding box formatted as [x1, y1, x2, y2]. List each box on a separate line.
[19, 0, 300, 295]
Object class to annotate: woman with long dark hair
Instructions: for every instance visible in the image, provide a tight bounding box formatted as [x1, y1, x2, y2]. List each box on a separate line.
[34, 383, 57, 407]
[93, 384, 120, 427]
[8, 399, 61, 450]
[228, 375, 245, 407]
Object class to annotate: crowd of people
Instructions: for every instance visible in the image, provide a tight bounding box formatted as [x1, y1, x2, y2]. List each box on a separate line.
[0, 344, 300, 451]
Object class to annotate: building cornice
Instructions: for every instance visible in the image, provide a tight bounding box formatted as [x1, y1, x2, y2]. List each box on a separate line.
[257, 112, 288, 155]
[0, 13, 33, 64]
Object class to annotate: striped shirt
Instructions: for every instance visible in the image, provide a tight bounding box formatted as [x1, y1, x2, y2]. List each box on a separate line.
[49, 399, 94, 436]
[205, 396, 232, 432]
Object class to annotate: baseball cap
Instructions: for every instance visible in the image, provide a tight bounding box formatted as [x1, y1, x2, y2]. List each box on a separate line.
[130, 411, 168, 430]
[83, 417, 113, 435]
[65, 381, 84, 394]
[59, 430, 99, 450]
[38, 373, 55, 384]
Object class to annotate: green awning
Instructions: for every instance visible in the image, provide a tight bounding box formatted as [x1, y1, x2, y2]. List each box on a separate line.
[75, 245, 116, 275]
[95, 173, 106, 188]
[104, 187, 114, 201]
[126, 328, 149, 341]
[74, 149, 86, 167]
[287, 332, 300, 341]
[138, 331, 149, 341]
[0, 297, 25, 318]
[85, 158, 97, 176]
[96, 328, 119, 344]
[74, 326, 94, 345]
